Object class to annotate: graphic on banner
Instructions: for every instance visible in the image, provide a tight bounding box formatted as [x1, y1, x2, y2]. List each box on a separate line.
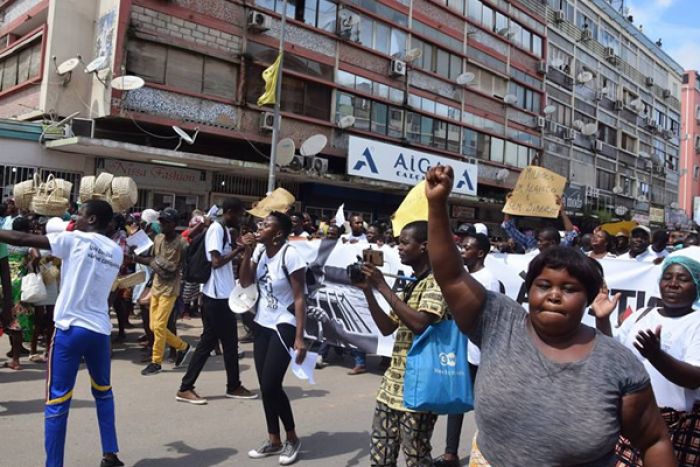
[347, 136, 477, 196]
[502, 166, 567, 218]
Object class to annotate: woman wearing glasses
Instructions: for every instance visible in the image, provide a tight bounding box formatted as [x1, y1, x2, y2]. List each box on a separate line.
[239, 211, 307, 466]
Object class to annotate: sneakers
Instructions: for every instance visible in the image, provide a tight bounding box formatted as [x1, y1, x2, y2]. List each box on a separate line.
[225, 385, 257, 399]
[141, 363, 161, 376]
[315, 355, 328, 369]
[100, 454, 124, 467]
[248, 440, 284, 459]
[174, 344, 194, 368]
[279, 439, 302, 465]
[175, 389, 207, 405]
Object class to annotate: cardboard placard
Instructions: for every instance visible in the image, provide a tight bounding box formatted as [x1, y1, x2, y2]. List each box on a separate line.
[502, 166, 566, 218]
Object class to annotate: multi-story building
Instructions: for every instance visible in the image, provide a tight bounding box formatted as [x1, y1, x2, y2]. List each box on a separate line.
[679, 70, 700, 222]
[0, 0, 548, 227]
[541, 0, 684, 228]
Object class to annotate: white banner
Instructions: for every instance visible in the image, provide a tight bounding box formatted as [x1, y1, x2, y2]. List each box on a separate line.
[290, 240, 663, 357]
[347, 135, 478, 196]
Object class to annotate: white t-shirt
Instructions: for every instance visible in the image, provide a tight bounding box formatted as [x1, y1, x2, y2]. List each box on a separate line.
[468, 267, 502, 365]
[617, 249, 656, 262]
[49, 231, 123, 335]
[254, 244, 306, 330]
[342, 232, 367, 243]
[202, 222, 234, 299]
[615, 307, 700, 411]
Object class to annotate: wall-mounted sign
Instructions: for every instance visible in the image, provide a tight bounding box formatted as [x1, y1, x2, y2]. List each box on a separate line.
[102, 159, 208, 192]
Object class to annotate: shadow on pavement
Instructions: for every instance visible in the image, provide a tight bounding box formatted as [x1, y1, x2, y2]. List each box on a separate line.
[285, 386, 330, 400]
[0, 398, 94, 417]
[132, 441, 236, 466]
[0, 365, 47, 383]
[301, 430, 370, 465]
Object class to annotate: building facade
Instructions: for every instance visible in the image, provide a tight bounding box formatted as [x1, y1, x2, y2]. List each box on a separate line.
[679, 70, 700, 221]
[541, 0, 684, 227]
[0, 0, 550, 228]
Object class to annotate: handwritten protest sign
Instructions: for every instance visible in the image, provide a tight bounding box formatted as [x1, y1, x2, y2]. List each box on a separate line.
[502, 166, 567, 218]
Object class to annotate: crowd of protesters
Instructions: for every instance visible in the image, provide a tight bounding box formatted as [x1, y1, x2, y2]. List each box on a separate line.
[1, 166, 700, 467]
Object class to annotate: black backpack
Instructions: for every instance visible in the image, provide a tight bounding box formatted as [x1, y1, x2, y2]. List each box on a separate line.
[183, 224, 227, 284]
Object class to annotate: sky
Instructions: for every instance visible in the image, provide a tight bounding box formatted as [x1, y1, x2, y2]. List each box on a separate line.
[626, 0, 700, 71]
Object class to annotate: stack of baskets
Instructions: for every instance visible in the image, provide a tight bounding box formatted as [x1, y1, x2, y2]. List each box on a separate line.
[13, 173, 72, 217]
[79, 172, 138, 212]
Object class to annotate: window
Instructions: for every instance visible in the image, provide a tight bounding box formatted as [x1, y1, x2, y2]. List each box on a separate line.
[620, 132, 637, 153]
[410, 37, 462, 81]
[127, 39, 238, 100]
[597, 171, 615, 191]
[353, 11, 406, 57]
[337, 91, 402, 137]
[336, 69, 404, 103]
[0, 39, 42, 93]
[694, 165, 700, 179]
[256, 0, 337, 31]
[508, 82, 541, 112]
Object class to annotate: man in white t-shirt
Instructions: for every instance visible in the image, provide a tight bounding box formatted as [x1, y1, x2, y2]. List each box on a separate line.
[289, 212, 310, 238]
[0, 200, 124, 467]
[341, 214, 368, 243]
[177, 198, 257, 405]
[617, 226, 661, 262]
[434, 231, 501, 467]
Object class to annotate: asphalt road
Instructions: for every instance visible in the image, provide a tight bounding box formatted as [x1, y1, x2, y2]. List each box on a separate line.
[0, 316, 476, 466]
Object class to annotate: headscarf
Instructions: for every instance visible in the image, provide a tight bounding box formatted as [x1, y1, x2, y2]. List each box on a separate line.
[660, 255, 700, 308]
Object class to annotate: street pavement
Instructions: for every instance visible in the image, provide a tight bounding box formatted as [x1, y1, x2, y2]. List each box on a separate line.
[0, 316, 476, 466]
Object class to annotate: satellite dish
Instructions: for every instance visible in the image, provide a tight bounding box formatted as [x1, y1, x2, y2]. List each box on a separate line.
[615, 206, 628, 216]
[551, 58, 565, 68]
[56, 57, 80, 76]
[85, 56, 108, 73]
[300, 134, 328, 157]
[277, 138, 296, 166]
[456, 72, 476, 86]
[576, 71, 593, 83]
[543, 105, 556, 114]
[503, 94, 518, 105]
[637, 195, 648, 203]
[600, 87, 610, 95]
[338, 115, 356, 129]
[612, 186, 623, 194]
[582, 123, 598, 136]
[111, 75, 145, 91]
[496, 168, 509, 181]
[172, 126, 197, 144]
[670, 202, 680, 209]
[404, 48, 422, 63]
[497, 27, 510, 36]
[572, 120, 584, 130]
[339, 11, 361, 26]
[639, 151, 650, 159]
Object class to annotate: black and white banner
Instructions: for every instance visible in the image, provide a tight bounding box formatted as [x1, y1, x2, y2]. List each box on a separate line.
[292, 239, 662, 357]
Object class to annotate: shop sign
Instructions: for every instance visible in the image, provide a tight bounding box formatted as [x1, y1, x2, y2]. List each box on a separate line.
[452, 205, 475, 219]
[102, 159, 208, 192]
[632, 213, 649, 226]
[347, 136, 478, 196]
[563, 184, 585, 213]
[649, 207, 665, 224]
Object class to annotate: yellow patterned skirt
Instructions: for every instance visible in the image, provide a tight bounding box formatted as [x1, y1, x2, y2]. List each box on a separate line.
[469, 433, 491, 467]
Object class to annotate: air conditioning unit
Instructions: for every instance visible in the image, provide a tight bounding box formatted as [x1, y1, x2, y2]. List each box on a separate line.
[604, 47, 616, 62]
[536, 116, 546, 128]
[646, 118, 658, 129]
[564, 75, 574, 86]
[614, 100, 624, 111]
[662, 129, 673, 140]
[595, 90, 604, 101]
[581, 29, 593, 41]
[564, 128, 576, 140]
[645, 160, 654, 170]
[544, 120, 557, 133]
[662, 89, 671, 98]
[553, 10, 565, 23]
[259, 111, 275, 131]
[70, 118, 95, 138]
[248, 11, 271, 32]
[390, 59, 406, 77]
[304, 156, 328, 174]
[289, 155, 305, 171]
[645, 76, 654, 87]
[536, 61, 547, 74]
[594, 140, 604, 152]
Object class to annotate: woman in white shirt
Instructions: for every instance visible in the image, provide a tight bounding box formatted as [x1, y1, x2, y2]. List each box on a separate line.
[587, 228, 617, 260]
[239, 211, 307, 466]
[593, 254, 700, 466]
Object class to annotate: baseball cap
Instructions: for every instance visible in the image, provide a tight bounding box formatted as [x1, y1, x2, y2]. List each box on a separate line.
[631, 225, 651, 236]
[159, 208, 179, 224]
[474, 223, 488, 236]
[615, 229, 629, 238]
[455, 223, 476, 236]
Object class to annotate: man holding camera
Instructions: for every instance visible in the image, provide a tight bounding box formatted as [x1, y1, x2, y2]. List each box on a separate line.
[356, 220, 448, 466]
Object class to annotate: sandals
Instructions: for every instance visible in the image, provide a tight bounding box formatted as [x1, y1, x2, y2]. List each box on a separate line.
[29, 354, 47, 363]
[3, 361, 21, 370]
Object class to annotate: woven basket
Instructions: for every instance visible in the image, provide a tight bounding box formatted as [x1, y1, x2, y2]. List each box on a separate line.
[13, 173, 40, 210]
[79, 176, 95, 202]
[94, 172, 114, 195]
[110, 177, 138, 212]
[52, 178, 73, 199]
[31, 177, 69, 217]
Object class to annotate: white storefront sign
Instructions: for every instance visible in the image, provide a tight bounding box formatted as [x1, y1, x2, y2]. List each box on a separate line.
[347, 136, 478, 196]
[102, 159, 208, 192]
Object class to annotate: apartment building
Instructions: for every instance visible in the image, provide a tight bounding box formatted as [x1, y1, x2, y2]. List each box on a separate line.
[541, 0, 684, 227]
[0, 0, 548, 224]
[679, 70, 700, 222]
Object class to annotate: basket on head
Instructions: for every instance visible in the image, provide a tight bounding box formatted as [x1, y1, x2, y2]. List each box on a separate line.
[52, 178, 73, 199]
[31, 177, 69, 217]
[92, 172, 114, 200]
[13, 173, 40, 210]
[110, 177, 138, 212]
[79, 176, 95, 202]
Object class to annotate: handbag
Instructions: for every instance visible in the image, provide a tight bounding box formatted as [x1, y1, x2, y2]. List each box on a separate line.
[21, 272, 48, 304]
[403, 318, 473, 414]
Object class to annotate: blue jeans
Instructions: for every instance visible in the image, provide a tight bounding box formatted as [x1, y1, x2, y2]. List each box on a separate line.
[45, 327, 118, 467]
[351, 349, 366, 367]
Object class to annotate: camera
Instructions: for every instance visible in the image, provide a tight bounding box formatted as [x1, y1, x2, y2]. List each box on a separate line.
[346, 248, 384, 283]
